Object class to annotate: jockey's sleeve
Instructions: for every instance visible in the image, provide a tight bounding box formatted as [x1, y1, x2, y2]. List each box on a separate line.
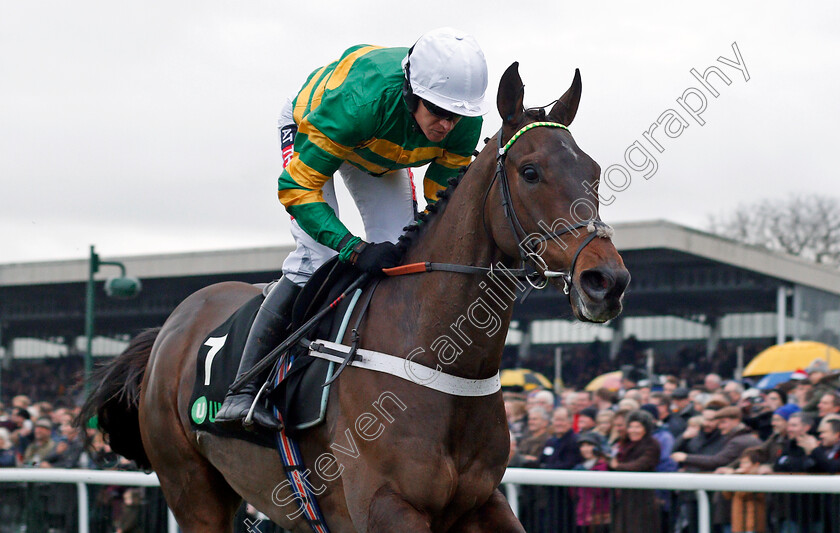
[277, 87, 379, 252]
[423, 118, 482, 205]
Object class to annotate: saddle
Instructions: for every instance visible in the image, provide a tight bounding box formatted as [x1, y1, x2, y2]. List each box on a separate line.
[187, 257, 363, 446]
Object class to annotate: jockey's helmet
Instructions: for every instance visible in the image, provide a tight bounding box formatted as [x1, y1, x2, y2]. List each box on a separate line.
[402, 27, 491, 117]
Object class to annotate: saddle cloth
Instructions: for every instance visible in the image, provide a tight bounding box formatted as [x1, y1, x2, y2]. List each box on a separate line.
[187, 257, 359, 446]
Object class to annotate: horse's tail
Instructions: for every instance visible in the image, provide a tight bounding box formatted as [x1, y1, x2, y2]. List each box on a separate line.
[77, 327, 160, 470]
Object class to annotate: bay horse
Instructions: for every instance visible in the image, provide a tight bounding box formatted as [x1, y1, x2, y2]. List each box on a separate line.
[80, 63, 630, 532]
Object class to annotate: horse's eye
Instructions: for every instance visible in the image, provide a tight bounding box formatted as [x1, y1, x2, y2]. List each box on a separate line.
[521, 166, 540, 183]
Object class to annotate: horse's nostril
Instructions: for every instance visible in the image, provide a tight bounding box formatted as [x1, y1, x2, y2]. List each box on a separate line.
[580, 268, 630, 301]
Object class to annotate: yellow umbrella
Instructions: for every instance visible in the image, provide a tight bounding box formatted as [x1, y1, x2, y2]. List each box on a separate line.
[743, 341, 840, 376]
[585, 370, 623, 391]
[500, 368, 553, 391]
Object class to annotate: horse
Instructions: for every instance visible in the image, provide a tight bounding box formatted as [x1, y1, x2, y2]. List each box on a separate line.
[80, 62, 630, 532]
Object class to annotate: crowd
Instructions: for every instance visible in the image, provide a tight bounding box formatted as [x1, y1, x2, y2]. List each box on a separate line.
[505, 358, 840, 533]
[0, 394, 161, 533]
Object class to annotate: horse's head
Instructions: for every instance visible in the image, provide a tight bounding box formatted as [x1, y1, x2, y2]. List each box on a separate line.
[487, 62, 630, 322]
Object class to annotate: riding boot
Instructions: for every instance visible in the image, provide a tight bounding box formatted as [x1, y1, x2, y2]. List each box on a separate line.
[215, 276, 301, 431]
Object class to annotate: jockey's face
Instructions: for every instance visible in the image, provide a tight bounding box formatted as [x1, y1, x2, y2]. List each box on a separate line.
[414, 100, 461, 142]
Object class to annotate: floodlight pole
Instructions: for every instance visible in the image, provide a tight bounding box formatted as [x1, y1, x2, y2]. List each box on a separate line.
[84, 245, 129, 393]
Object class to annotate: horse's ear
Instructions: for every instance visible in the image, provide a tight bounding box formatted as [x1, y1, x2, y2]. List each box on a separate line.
[548, 68, 582, 126]
[497, 62, 524, 126]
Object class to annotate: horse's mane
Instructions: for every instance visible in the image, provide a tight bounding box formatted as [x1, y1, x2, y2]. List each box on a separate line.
[395, 108, 547, 255]
[396, 165, 468, 254]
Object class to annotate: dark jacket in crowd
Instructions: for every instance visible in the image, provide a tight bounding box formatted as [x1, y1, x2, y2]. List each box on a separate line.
[0, 447, 16, 467]
[744, 409, 774, 441]
[679, 424, 761, 472]
[539, 430, 581, 470]
[663, 412, 687, 438]
[611, 435, 661, 533]
[809, 444, 840, 474]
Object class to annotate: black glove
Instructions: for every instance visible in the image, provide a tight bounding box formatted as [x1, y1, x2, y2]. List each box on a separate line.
[350, 241, 402, 275]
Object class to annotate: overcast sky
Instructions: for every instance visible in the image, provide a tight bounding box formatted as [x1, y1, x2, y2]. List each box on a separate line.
[2, 1, 838, 264]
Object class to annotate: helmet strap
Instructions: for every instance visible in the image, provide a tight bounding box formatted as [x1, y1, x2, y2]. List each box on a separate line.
[402, 45, 419, 113]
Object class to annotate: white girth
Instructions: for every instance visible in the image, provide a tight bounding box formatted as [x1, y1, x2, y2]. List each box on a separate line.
[306, 339, 501, 397]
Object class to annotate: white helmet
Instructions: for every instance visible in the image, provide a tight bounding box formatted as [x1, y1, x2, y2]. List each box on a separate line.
[402, 27, 491, 117]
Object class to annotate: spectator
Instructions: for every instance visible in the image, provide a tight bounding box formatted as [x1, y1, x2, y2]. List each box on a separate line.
[8, 407, 33, 455]
[594, 388, 617, 411]
[610, 410, 661, 533]
[577, 406, 598, 434]
[673, 407, 725, 472]
[539, 407, 581, 469]
[814, 391, 840, 430]
[641, 404, 678, 473]
[774, 412, 816, 472]
[571, 432, 610, 531]
[617, 398, 640, 412]
[528, 389, 556, 415]
[22, 418, 55, 466]
[773, 412, 823, 533]
[754, 404, 800, 473]
[796, 418, 840, 473]
[0, 428, 17, 467]
[115, 488, 142, 533]
[764, 388, 787, 412]
[671, 406, 761, 472]
[790, 370, 813, 409]
[691, 392, 711, 414]
[723, 381, 744, 406]
[571, 392, 593, 433]
[507, 431, 526, 467]
[800, 359, 839, 416]
[519, 407, 552, 466]
[594, 409, 615, 442]
[504, 398, 528, 444]
[663, 375, 679, 396]
[705, 373, 722, 393]
[742, 389, 774, 441]
[41, 422, 84, 468]
[651, 392, 687, 438]
[672, 387, 696, 423]
[723, 447, 768, 533]
[609, 409, 629, 453]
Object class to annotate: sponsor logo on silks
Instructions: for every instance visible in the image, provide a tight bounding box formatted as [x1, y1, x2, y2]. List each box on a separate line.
[191, 396, 223, 425]
[207, 399, 222, 423]
[280, 124, 297, 169]
[192, 396, 208, 425]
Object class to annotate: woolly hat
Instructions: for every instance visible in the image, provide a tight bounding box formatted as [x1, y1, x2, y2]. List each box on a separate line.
[790, 369, 808, 381]
[806, 359, 829, 374]
[774, 403, 801, 421]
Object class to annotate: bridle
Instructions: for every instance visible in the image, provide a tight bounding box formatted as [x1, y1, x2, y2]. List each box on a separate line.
[386, 120, 614, 297]
[488, 121, 614, 293]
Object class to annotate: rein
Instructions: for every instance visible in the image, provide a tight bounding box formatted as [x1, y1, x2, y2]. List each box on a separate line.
[386, 121, 614, 296]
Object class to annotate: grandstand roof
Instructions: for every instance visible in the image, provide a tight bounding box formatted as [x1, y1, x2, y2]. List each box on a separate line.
[2, 220, 838, 293]
[1, 220, 839, 343]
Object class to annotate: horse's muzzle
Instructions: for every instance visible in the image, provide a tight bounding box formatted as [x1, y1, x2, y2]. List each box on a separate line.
[573, 266, 630, 322]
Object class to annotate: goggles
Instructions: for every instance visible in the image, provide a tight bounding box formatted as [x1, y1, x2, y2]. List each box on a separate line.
[422, 99, 461, 122]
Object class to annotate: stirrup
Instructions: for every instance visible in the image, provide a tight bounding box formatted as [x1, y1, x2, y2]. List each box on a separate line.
[243, 381, 270, 429]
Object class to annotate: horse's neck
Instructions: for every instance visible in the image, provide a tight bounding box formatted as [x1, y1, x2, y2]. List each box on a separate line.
[390, 150, 520, 380]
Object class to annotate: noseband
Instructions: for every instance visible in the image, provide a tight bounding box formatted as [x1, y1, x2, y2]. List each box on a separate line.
[492, 121, 614, 292]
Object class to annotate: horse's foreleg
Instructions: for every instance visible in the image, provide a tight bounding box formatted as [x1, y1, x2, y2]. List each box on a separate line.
[450, 489, 525, 533]
[366, 486, 433, 532]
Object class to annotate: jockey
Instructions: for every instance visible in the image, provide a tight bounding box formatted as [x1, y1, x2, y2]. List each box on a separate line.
[216, 27, 491, 430]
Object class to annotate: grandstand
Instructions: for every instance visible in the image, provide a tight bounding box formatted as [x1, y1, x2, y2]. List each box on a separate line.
[2, 220, 839, 399]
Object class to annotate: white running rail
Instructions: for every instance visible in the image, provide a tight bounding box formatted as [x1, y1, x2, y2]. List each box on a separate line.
[0, 469, 176, 533]
[2, 468, 838, 533]
[501, 468, 840, 533]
